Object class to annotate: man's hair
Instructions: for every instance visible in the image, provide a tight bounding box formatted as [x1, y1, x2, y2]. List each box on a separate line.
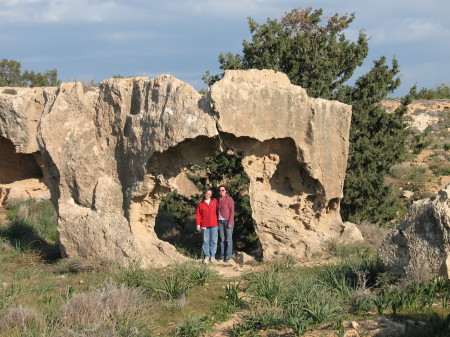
[218, 185, 227, 191]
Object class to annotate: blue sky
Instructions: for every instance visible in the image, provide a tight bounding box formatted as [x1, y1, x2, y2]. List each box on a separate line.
[1, 0, 449, 96]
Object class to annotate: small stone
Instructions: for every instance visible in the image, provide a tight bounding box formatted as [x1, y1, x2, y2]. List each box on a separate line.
[342, 321, 352, 328]
[350, 321, 359, 329]
[79, 279, 85, 284]
[417, 321, 427, 327]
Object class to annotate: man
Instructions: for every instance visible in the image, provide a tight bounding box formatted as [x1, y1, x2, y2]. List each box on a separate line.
[217, 185, 235, 262]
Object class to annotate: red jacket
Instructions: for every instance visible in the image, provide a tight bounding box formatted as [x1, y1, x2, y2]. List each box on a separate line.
[195, 199, 218, 227]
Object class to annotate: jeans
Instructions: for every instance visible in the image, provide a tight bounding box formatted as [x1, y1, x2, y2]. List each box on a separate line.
[218, 220, 233, 260]
[202, 226, 218, 258]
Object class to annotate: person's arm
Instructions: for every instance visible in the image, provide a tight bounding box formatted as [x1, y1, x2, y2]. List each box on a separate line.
[228, 198, 235, 228]
[195, 204, 202, 231]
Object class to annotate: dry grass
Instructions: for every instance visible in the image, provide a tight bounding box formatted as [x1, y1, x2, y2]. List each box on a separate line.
[357, 222, 390, 249]
[0, 306, 40, 331]
[58, 282, 146, 328]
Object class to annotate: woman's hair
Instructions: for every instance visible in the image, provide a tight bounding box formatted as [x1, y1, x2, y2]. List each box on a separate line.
[203, 189, 213, 200]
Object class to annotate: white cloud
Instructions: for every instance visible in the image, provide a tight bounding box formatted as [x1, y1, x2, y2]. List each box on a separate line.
[3, 0, 44, 5]
[369, 19, 450, 44]
[0, 0, 146, 23]
[97, 31, 157, 42]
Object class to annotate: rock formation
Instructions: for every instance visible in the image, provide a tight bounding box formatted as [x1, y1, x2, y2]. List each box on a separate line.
[0, 87, 55, 205]
[379, 184, 450, 279]
[0, 70, 353, 266]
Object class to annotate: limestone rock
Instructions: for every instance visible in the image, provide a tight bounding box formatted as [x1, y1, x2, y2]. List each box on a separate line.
[379, 184, 450, 279]
[0, 88, 54, 204]
[1, 70, 353, 266]
[234, 251, 256, 264]
[0, 87, 56, 153]
[210, 70, 352, 258]
[0, 178, 49, 206]
[336, 222, 364, 245]
[439, 255, 450, 279]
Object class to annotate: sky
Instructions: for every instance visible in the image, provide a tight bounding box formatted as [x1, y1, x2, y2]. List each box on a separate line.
[1, 0, 449, 96]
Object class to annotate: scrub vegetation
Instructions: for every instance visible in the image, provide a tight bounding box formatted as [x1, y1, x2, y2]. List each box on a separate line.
[1, 200, 450, 336]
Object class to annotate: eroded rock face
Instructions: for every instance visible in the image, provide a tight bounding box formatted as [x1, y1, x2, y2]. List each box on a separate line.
[210, 70, 352, 258]
[379, 184, 450, 279]
[0, 87, 55, 205]
[1, 70, 353, 265]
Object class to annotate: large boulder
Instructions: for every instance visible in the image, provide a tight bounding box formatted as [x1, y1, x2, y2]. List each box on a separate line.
[1, 70, 354, 266]
[379, 184, 450, 279]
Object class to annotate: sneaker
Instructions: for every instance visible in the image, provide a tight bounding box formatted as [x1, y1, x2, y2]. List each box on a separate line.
[203, 257, 210, 264]
[223, 258, 230, 263]
[210, 257, 216, 263]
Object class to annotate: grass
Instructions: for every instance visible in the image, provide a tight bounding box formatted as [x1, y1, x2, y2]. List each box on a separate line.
[1, 199, 450, 336]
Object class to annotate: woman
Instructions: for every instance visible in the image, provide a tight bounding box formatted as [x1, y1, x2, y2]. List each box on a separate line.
[195, 189, 218, 263]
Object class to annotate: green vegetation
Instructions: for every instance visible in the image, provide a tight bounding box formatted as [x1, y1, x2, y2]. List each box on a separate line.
[1, 201, 449, 336]
[414, 83, 450, 99]
[204, 7, 414, 224]
[1, 88, 17, 95]
[0, 58, 60, 87]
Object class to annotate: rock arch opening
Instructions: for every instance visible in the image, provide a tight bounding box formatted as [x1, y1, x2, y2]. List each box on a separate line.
[131, 133, 330, 260]
[0, 136, 43, 184]
[0, 136, 48, 206]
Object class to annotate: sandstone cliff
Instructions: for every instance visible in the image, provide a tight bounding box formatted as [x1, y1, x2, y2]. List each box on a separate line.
[0, 70, 352, 266]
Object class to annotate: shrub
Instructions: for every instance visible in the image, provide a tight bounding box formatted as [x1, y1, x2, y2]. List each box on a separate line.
[58, 282, 153, 335]
[373, 290, 391, 315]
[2, 199, 59, 260]
[224, 281, 242, 307]
[0, 306, 39, 331]
[242, 305, 284, 330]
[174, 315, 211, 337]
[246, 268, 284, 305]
[426, 313, 450, 337]
[2, 88, 17, 95]
[267, 254, 296, 272]
[53, 257, 109, 274]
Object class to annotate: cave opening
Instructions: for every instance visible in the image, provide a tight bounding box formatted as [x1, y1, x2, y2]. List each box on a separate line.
[150, 138, 261, 258]
[0, 136, 43, 184]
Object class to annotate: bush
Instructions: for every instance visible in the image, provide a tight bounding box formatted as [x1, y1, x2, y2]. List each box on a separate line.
[114, 262, 148, 288]
[174, 315, 211, 337]
[246, 268, 285, 305]
[2, 88, 17, 95]
[0, 306, 40, 331]
[58, 282, 153, 335]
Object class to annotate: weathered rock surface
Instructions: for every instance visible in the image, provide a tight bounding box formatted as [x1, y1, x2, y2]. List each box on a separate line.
[0, 87, 55, 205]
[379, 184, 450, 279]
[210, 70, 353, 258]
[1, 70, 353, 266]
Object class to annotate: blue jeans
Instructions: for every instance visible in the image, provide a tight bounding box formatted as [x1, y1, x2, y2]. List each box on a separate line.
[202, 226, 218, 258]
[218, 220, 233, 260]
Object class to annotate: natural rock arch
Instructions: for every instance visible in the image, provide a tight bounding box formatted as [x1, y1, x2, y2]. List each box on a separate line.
[1, 69, 353, 267]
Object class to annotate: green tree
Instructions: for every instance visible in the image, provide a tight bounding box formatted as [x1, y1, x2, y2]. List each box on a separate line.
[413, 83, 450, 99]
[0, 58, 60, 87]
[205, 7, 411, 223]
[22, 69, 60, 87]
[0, 58, 22, 86]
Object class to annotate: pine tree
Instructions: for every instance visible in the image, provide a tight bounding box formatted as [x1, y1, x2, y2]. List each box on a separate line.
[204, 7, 412, 223]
